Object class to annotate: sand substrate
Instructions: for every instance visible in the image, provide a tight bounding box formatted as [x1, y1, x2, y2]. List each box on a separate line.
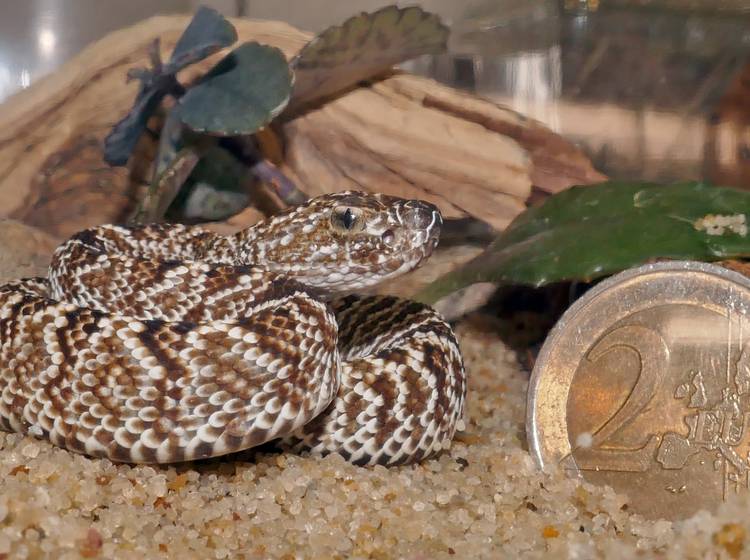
[2, 317, 750, 559]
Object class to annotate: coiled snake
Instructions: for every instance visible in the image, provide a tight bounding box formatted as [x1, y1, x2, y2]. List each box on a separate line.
[0, 192, 465, 466]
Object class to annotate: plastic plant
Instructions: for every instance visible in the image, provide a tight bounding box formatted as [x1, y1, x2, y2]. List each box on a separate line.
[105, 5, 449, 223]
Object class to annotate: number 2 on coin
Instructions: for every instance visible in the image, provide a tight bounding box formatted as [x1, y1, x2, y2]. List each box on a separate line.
[573, 325, 670, 472]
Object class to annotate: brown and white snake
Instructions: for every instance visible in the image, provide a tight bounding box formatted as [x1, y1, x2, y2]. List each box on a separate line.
[0, 192, 466, 466]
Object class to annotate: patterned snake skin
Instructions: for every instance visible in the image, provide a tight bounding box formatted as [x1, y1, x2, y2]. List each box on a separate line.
[0, 192, 465, 466]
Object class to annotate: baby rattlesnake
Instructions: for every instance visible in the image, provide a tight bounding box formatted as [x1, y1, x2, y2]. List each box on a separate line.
[0, 192, 465, 465]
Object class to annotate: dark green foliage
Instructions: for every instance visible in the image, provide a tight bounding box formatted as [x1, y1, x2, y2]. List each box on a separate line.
[179, 42, 292, 135]
[418, 182, 750, 304]
[166, 6, 238, 74]
[104, 6, 236, 165]
[104, 86, 169, 166]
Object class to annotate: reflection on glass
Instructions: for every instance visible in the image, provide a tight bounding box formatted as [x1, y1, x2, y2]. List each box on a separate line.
[408, 4, 750, 189]
[0, 64, 10, 101]
[493, 46, 562, 132]
[0, 0, 189, 103]
[37, 29, 57, 58]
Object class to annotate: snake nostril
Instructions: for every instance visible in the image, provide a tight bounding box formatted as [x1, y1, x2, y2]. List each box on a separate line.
[381, 229, 396, 247]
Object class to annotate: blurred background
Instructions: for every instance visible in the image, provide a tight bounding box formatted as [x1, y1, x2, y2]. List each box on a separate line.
[2, 0, 750, 187]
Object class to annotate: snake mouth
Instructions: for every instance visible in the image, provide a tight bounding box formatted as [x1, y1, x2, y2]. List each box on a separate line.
[414, 209, 442, 268]
[416, 244, 436, 267]
[424, 208, 443, 255]
[414, 228, 441, 268]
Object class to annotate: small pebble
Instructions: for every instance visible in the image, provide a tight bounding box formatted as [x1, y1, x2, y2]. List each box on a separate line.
[21, 442, 40, 458]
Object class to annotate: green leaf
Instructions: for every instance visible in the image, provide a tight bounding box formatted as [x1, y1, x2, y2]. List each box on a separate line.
[417, 181, 750, 304]
[166, 5, 237, 73]
[179, 42, 292, 135]
[287, 5, 449, 112]
[105, 7, 237, 166]
[104, 85, 166, 166]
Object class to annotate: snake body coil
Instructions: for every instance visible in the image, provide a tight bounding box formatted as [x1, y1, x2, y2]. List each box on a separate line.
[0, 192, 465, 465]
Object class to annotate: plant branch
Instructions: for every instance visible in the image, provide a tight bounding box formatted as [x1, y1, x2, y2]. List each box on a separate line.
[219, 136, 309, 206]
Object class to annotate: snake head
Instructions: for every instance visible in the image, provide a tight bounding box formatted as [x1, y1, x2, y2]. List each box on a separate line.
[236, 191, 442, 295]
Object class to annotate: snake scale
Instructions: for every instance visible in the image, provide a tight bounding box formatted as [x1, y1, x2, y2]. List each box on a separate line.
[0, 192, 466, 466]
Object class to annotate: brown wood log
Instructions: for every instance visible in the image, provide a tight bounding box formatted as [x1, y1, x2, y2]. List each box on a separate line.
[283, 77, 531, 229]
[0, 220, 59, 284]
[0, 14, 604, 241]
[390, 77, 607, 195]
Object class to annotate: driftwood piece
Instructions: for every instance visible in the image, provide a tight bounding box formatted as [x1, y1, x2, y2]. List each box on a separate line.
[282, 77, 531, 229]
[386, 77, 607, 195]
[0, 220, 59, 284]
[0, 14, 603, 241]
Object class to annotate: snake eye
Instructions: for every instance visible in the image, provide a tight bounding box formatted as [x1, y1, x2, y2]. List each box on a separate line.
[342, 209, 355, 229]
[331, 207, 364, 232]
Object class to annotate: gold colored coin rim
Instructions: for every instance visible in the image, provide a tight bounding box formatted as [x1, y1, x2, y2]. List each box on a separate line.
[526, 260, 750, 471]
